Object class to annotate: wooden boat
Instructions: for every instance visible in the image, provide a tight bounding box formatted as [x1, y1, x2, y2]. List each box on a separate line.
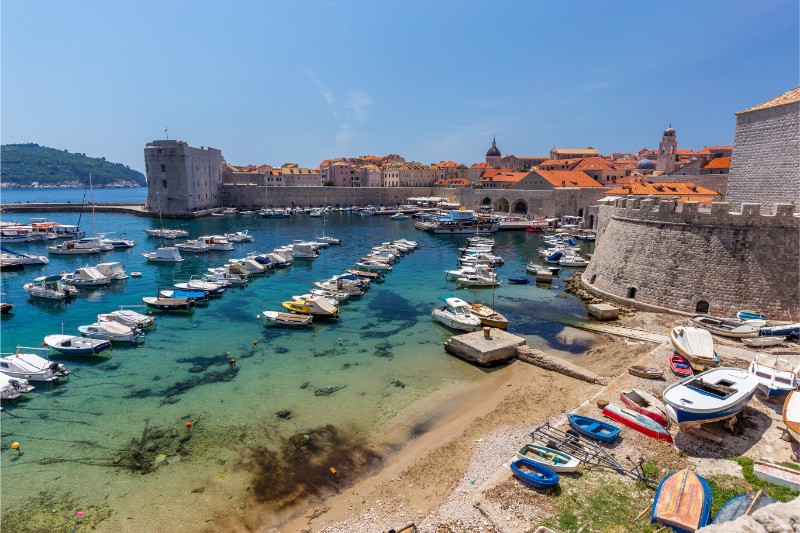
[566, 413, 620, 443]
[670, 355, 693, 378]
[619, 389, 669, 428]
[782, 390, 800, 443]
[142, 296, 195, 311]
[651, 468, 712, 532]
[509, 458, 559, 489]
[712, 490, 775, 525]
[467, 302, 508, 330]
[628, 366, 663, 380]
[262, 311, 313, 327]
[602, 403, 673, 443]
[742, 335, 786, 347]
[690, 315, 760, 339]
[753, 460, 800, 491]
[737, 310, 766, 321]
[43, 334, 112, 355]
[670, 326, 719, 372]
[346, 269, 382, 280]
[662, 367, 759, 425]
[515, 444, 580, 472]
[748, 354, 798, 397]
[508, 277, 530, 284]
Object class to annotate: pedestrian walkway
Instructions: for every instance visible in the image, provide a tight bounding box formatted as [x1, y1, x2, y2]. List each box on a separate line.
[559, 320, 670, 344]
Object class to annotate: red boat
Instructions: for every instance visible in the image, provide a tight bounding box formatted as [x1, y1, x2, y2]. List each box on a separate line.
[620, 389, 670, 428]
[602, 403, 673, 443]
[669, 355, 693, 378]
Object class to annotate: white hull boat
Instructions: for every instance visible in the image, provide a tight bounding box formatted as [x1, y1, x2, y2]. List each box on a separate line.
[690, 315, 761, 339]
[178, 240, 210, 253]
[62, 266, 111, 287]
[355, 260, 392, 271]
[0, 247, 49, 265]
[670, 326, 720, 372]
[783, 391, 800, 443]
[0, 372, 35, 399]
[748, 354, 798, 397]
[95, 262, 129, 280]
[224, 231, 254, 243]
[44, 334, 112, 355]
[78, 322, 144, 343]
[24, 275, 79, 300]
[199, 236, 235, 251]
[100, 308, 156, 330]
[742, 336, 786, 347]
[0, 349, 70, 382]
[143, 247, 184, 263]
[662, 367, 759, 425]
[47, 242, 101, 255]
[432, 297, 482, 331]
[145, 228, 189, 238]
[456, 273, 501, 287]
[261, 311, 314, 327]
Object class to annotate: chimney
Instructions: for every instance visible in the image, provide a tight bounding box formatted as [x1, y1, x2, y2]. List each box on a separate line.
[561, 181, 565, 187]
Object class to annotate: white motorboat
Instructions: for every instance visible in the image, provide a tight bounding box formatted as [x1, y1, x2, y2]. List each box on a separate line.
[174, 278, 226, 294]
[558, 255, 590, 267]
[199, 235, 235, 251]
[456, 274, 501, 287]
[23, 275, 79, 300]
[268, 248, 294, 266]
[0, 372, 35, 400]
[143, 247, 184, 263]
[178, 239, 210, 253]
[262, 311, 314, 327]
[445, 266, 477, 280]
[223, 231, 254, 243]
[145, 228, 189, 239]
[62, 266, 111, 287]
[457, 253, 504, 266]
[316, 235, 341, 245]
[282, 295, 340, 317]
[309, 209, 323, 217]
[47, 241, 101, 255]
[690, 315, 761, 339]
[78, 321, 144, 343]
[100, 233, 136, 248]
[314, 279, 364, 296]
[223, 208, 238, 215]
[309, 288, 350, 302]
[0, 348, 70, 382]
[99, 308, 156, 330]
[670, 326, 720, 372]
[230, 258, 267, 273]
[0, 247, 49, 265]
[44, 334, 112, 355]
[291, 242, 319, 259]
[662, 367, 759, 425]
[205, 270, 248, 285]
[395, 238, 418, 249]
[389, 213, 409, 220]
[355, 260, 392, 271]
[71, 236, 114, 251]
[748, 354, 798, 398]
[95, 262, 129, 280]
[432, 297, 482, 331]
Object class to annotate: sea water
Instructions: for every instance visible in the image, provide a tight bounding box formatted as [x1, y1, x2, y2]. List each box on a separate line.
[0, 209, 593, 529]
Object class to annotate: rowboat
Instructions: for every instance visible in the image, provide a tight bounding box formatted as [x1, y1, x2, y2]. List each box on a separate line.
[690, 315, 760, 339]
[142, 297, 195, 311]
[566, 413, 620, 443]
[712, 490, 775, 525]
[651, 468, 712, 532]
[508, 277, 530, 284]
[662, 367, 759, 425]
[748, 354, 798, 397]
[467, 302, 508, 329]
[670, 326, 720, 372]
[602, 403, 673, 442]
[669, 355, 693, 378]
[619, 389, 670, 428]
[515, 444, 580, 472]
[628, 366, 663, 380]
[509, 458, 560, 489]
[737, 310, 766, 321]
[741, 336, 786, 347]
[759, 322, 800, 338]
[43, 334, 112, 355]
[262, 311, 314, 327]
[782, 390, 800, 443]
[753, 460, 800, 491]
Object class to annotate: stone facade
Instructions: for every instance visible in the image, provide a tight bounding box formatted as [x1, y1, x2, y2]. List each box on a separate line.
[726, 89, 800, 214]
[581, 198, 800, 320]
[144, 140, 224, 214]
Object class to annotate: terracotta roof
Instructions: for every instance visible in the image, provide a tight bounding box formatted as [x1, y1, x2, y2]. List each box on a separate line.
[534, 170, 603, 188]
[481, 168, 515, 178]
[434, 177, 470, 186]
[703, 157, 730, 170]
[538, 158, 582, 168]
[551, 147, 599, 155]
[481, 171, 529, 183]
[573, 157, 615, 171]
[737, 87, 800, 114]
[433, 160, 460, 168]
[702, 145, 732, 152]
[615, 176, 636, 185]
[470, 162, 493, 169]
[604, 181, 721, 197]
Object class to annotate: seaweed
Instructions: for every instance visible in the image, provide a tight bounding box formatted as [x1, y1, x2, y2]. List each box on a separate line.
[276, 410, 293, 420]
[127, 367, 239, 403]
[373, 341, 394, 359]
[390, 380, 406, 389]
[300, 382, 310, 389]
[0, 490, 112, 533]
[314, 385, 347, 396]
[274, 346, 289, 354]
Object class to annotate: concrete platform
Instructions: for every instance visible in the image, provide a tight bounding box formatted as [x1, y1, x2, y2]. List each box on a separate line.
[444, 328, 526, 366]
[587, 303, 619, 320]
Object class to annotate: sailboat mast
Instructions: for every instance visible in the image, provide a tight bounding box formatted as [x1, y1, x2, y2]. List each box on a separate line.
[89, 173, 98, 237]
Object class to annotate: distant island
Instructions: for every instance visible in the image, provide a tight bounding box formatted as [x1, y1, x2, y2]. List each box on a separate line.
[0, 143, 146, 188]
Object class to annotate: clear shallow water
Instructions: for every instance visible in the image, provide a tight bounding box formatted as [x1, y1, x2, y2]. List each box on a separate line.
[1, 187, 147, 204]
[0, 209, 593, 526]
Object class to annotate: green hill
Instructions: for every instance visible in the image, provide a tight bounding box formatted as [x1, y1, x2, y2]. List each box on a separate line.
[1, 143, 146, 187]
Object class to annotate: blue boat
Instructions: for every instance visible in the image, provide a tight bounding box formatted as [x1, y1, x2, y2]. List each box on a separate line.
[566, 413, 620, 443]
[544, 251, 563, 263]
[159, 289, 209, 302]
[760, 322, 800, 338]
[712, 491, 774, 525]
[662, 367, 759, 424]
[652, 468, 712, 532]
[737, 310, 766, 321]
[510, 458, 559, 489]
[508, 277, 530, 284]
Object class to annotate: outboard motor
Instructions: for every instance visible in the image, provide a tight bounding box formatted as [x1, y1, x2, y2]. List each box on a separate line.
[9, 379, 21, 389]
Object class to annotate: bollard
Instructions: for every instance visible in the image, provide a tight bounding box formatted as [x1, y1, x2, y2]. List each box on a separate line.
[483, 327, 491, 339]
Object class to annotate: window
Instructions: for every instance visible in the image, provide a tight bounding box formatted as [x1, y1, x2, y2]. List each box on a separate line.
[626, 287, 637, 299]
[162, 180, 167, 188]
[160, 164, 166, 172]
[696, 300, 709, 314]
[590, 275, 597, 284]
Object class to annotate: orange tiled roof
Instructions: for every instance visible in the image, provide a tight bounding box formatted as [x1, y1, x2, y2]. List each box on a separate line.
[481, 168, 515, 178]
[539, 158, 582, 167]
[535, 170, 603, 188]
[471, 162, 493, 169]
[573, 157, 615, 171]
[737, 87, 800, 114]
[604, 181, 721, 197]
[615, 176, 636, 185]
[703, 145, 732, 152]
[703, 157, 730, 170]
[434, 160, 460, 168]
[482, 171, 529, 183]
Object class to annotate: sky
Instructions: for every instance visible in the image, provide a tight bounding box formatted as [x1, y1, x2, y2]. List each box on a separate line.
[2, 0, 798, 173]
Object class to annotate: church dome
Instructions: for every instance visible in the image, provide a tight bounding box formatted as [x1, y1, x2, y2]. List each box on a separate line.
[486, 137, 501, 157]
[663, 126, 676, 136]
[636, 158, 655, 170]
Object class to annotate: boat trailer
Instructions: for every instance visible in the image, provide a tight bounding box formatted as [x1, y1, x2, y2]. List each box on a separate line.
[529, 422, 656, 484]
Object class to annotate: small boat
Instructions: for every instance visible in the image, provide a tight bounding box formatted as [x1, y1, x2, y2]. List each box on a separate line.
[651, 468, 712, 532]
[0, 349, 70, 382]
[100, 308, 157, 330]
[748, 354, 798, 397]
[178, 239, 210, 253]
[261, 311, 314, 327]
[355, 260, 392, 271]
[131, 271, 143, 277]
[78, 322, 144, 343]
[199, 235, 235, 251]
[47, 242, 101, 255]
[62, 266, 111, 287]
[515, 444, 580, 472]
[602, 402, 673, 442]
[309, 288, 350, 302]
[281, 296, 339, 317]
[662, 367, 759, 425]
[670, 326, 720, 372]
[159, 289, 209, 302]
[712, 490, 775, 525]
[24, 275, 79, 300]
[389, 213, 409, 220]
[467, 302, 508, 329]
[101, 233, 136, 248]
[558, 255, 590, 268]
[753, 461, 800, 491]
[44, 334, 112, 355]
[223, 231, 254, 243]
[316, 235, 341, 245]
[431, 297, 482, 331]
[566, 413, 620, 443]
[742, 336, 786, 347]
[619, 389, 670, 428]
[456, 273, 501, 287]
[143, 247, 184, 263]
[145, 228, 189, 238]
[95, 262, 129, 280]
[737, 310, 766, 321]
[759, 322, 800, 338]
[508, 277, 530, 284]
[628, 366, 663, 380]
[690, 315, 760, 339]
[142, 297, 195, 311]
[346, 269, 383, 280]
[0, 246, 49, 265]
[669, 355, 693, 378]
[0, 372, 35, 400]
[510, 458, 560, 489]
[782, 390, 800, 443]
[174, 279, 225, 295]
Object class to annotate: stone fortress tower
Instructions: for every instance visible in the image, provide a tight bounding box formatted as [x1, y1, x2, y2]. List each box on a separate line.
[144, 140, 225, 214]
[655, 125, 678, 173]
[485, 137, 502, 168]
[581, 88, 800, 320]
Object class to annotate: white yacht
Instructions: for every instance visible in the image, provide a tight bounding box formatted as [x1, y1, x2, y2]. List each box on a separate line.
[0, 348, 70, 382]
[223, 231, 254, 243]
[432, 297, 482, 331]
[24, 275, 79, 300]
[47, 241, 101, 255]
[0, 248, 49, 265]
[178, 239, 210, 253]
[99, 308, 156, 330]
[62, 266, 111, 287]
[143, 247, 184, 263]
[198, 235, 234, 251]
[95, 262, 129, 280]
[145, 228, 189, 239]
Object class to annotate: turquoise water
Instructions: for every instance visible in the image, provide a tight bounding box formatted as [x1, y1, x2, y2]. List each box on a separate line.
[1, 187, 147, 204]
[0, 210, 593, 529]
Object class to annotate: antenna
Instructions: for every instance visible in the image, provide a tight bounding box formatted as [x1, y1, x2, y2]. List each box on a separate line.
[164, 126, 169, 140]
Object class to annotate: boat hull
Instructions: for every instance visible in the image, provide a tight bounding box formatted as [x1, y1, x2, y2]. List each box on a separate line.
[782, 391, 800, 443]
[602, 403, 673, 443]
[663, 368, 759, 425]
[510, 458, 559, 489]
[515, 444, 580, 472]
[44, 335, 111, 355]
[566, 413, 620, 443]
[651, 468, 712, 532]
[712, 491, 775, 524]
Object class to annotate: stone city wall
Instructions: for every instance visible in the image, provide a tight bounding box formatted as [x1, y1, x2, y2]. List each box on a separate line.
[582, 197, 800, 320]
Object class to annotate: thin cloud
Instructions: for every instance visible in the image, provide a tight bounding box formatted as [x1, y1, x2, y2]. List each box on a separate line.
[305, 69, 370, 152]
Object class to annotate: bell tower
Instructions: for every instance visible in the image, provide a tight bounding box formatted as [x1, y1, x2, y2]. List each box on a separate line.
[485, 137, 502, 168]
[656, 125, 678, 173]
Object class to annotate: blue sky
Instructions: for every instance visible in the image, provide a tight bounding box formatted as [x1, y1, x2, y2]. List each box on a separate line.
[2, 1, 798, 172]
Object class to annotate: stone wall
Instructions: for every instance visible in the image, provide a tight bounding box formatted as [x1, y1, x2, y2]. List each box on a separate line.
[145, 140, 224, 214]
[726, 100, 800, 213]
[582, 197, 800, 320]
